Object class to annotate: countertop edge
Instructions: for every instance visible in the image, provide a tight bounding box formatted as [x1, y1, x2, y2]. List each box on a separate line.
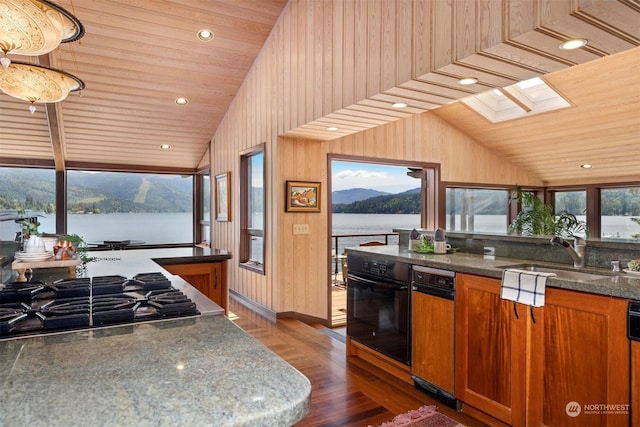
[346, 246, 640, 300]
[152, 253, 233, 265]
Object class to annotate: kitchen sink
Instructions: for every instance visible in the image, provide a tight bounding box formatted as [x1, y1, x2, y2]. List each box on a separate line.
[501, 264, 610, 281]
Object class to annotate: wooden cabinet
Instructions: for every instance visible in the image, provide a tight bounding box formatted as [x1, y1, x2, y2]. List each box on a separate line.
[163, 261, 228, 314]
[411, 291, 455, 395]
[633, 340, 640, 427]
[536, 288, 629, 427]
[455, 273, 529, 426]
[455, 273, 630, 427]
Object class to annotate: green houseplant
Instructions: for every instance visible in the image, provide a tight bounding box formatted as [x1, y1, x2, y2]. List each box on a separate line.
[508, 187, 587, 237]
[18, 217, 41, 238]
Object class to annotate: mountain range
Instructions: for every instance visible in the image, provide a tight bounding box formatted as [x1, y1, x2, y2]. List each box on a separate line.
[332, 188, 421, 214]
[0, 169, 192, 214]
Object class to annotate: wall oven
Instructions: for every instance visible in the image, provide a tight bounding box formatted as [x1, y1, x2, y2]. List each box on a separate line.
[346, 254, 411, 365]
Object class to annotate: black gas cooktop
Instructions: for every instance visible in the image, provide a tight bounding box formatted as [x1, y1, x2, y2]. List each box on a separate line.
[0, 272, 199, 339]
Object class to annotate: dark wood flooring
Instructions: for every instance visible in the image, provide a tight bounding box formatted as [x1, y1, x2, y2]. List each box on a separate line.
[229, 298, 486, 427]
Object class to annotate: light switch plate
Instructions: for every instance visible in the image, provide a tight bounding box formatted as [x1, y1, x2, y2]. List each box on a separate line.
[293, 223, 309, 234]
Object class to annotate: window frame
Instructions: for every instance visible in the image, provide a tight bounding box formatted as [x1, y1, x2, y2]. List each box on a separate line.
[195, 170, 210, 246]
[239, 144, 266, 274]
[64, 169, 195, 246]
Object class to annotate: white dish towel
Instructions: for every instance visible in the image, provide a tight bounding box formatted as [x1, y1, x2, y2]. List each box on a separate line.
[500, 269, 556, 307]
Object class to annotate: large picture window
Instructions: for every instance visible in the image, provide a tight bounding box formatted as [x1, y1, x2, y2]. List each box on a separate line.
[601, 187, 640, 239]
[66, 171, 193, 245]
[0, 166, 57, 237]
[446, 188, 509, 233]
[240, 146, 265, 273]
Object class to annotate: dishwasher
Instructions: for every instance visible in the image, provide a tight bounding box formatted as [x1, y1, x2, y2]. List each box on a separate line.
[411, 265, 459, 409]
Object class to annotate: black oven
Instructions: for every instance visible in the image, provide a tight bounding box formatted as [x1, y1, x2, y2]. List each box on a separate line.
[346, 254, 411, 365]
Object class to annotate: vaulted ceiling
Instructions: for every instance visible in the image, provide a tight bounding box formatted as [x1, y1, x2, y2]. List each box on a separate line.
[0, 0, 638, 185]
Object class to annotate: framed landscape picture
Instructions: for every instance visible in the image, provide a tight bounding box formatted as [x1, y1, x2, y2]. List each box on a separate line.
[215, 172, 230, 221]
[286, 181, 321, 212]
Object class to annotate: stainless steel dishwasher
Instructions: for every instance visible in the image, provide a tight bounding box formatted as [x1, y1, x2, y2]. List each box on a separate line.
[411, 265, 459, 409]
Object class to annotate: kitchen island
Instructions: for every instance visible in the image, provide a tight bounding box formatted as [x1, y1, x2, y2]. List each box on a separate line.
[0, 248, 311, 427]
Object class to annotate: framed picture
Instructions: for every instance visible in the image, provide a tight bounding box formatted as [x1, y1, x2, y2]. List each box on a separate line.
[286, 181, 321, 212]
[215, 172, 231, 221]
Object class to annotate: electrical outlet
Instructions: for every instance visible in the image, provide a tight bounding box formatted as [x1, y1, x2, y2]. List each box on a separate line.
[293, 223, 309, 234]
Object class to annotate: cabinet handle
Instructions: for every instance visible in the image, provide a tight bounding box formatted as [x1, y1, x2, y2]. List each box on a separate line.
[214, 269, 218, 290]
[513, 301, 519, 319]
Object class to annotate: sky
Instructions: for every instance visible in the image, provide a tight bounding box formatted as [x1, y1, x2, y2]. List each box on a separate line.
[331, 161, 420, 194]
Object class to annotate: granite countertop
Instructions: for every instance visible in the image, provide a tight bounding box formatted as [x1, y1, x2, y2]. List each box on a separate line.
[0, 315, 311, 427]
[346, 245, 640, 300]
[0, 248, 311, 426]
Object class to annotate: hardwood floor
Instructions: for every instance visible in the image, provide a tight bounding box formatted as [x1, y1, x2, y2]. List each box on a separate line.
[229, 297, 486, 427]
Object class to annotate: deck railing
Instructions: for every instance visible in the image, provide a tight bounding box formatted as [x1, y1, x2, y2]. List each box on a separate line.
[331, 232, 399, 279]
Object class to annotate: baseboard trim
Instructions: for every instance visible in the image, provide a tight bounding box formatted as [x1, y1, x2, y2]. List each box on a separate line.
[229, 290, 277, 322]
[229, 290, 329, 327]
[277, 311, 328, 326]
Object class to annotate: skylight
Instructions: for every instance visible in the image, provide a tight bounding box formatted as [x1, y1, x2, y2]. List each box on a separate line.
[461, 77, 571, 123]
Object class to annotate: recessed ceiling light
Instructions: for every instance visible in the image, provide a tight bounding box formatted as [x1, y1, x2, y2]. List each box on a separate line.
[580, 164, 593, 169]
[197, 29, 214, 42]
[392, 102, 408, 108]
[160, 144, 171, 150]
[175, 97, 189, 105]
[560, 39, 587, 50]
[458, 77, 478, 86]
[327, 126, 338, 131]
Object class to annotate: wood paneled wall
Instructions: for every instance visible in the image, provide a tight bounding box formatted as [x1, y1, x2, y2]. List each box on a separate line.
[210, 0, 541, 319]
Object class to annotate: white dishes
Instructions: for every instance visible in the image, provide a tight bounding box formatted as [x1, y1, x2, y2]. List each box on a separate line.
[14, 251, 54, 262]
[623, 269, 640, 277]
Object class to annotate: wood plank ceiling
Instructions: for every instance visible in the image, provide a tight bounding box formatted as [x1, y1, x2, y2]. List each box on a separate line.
[0, 0, 638, 185]
[0, 0, 288, 172]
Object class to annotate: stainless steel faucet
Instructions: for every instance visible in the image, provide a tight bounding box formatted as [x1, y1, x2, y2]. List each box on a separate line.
[550, 236, 586, 268]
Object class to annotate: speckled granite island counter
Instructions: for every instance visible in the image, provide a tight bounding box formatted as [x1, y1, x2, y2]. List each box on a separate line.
[0, 248, 311, 427]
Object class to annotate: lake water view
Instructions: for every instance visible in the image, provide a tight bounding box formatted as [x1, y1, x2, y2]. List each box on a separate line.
[31, 212, 639, 250]
[37, 213, 193, 245]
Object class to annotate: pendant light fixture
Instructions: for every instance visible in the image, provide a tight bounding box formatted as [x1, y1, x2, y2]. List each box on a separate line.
[0, 0, 84, 61]
[0, 0, 85, 111]
[0, 60, 84, 106]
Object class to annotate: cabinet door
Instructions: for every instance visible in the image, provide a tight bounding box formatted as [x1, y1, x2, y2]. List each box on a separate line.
[633, 341, 639, 427]
[411, 291, 455, 394]
[209, 262, 223, 308]
[539, 288, 629, 427]
[163, 263, 212, 296]
[455, 274, 526, 426]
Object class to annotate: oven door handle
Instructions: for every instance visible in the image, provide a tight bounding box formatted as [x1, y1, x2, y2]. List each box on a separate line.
[347, 274, 408, 291]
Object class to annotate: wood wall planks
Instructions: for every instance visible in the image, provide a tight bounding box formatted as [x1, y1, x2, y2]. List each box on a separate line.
[209, 0, 634, 320]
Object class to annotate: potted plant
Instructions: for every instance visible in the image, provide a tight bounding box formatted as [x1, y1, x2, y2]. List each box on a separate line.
[18, 217, 40, 238]
[508, 187, 587, 237]
[16, 215, 45, 253]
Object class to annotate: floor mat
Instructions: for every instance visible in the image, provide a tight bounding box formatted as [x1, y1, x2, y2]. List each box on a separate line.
[370, 405, 464, 427]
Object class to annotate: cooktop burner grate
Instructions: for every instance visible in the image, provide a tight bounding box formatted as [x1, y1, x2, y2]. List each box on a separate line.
[0, 272, 199, 338]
